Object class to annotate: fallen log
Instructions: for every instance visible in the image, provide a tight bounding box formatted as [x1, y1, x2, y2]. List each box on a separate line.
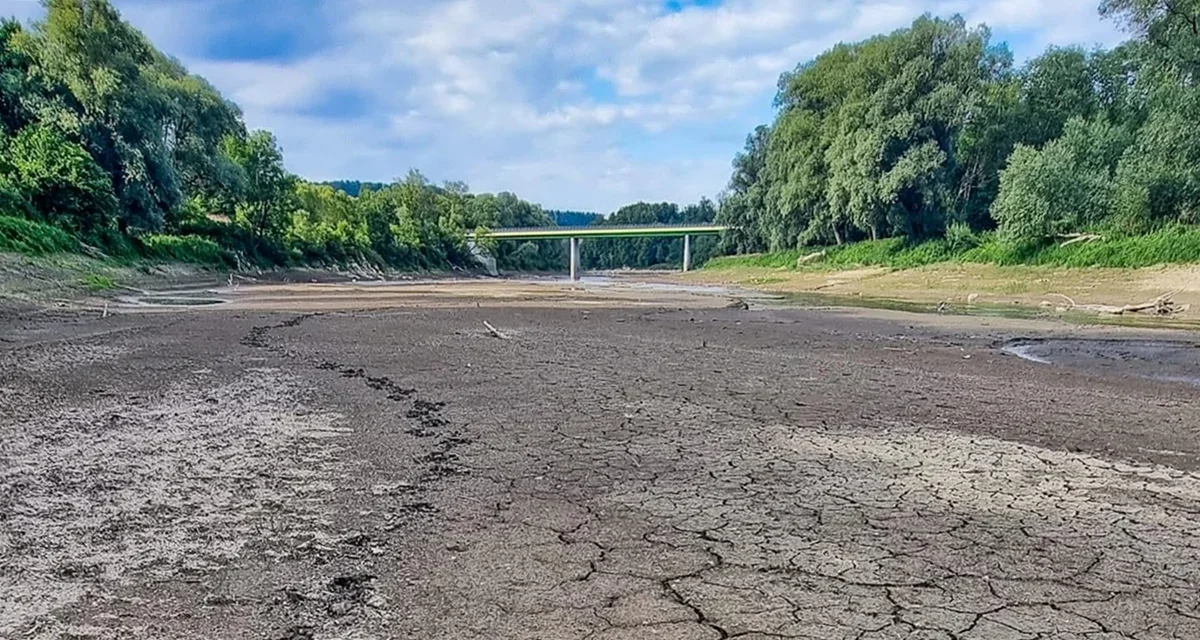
[482, 321, 509, 339]
[1077, 292, 1186, 316]
[1059, 233, 1104, 247]
[796, 250, 827, 266]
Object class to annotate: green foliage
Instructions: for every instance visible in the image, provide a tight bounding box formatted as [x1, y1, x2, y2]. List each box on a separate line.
[548, 210, 603, 227]
[1102, 0, 1200, 73]
[709, 226, 1200, 272]
[1111, 83, 1200, 231]
[221, 130, 294, 242]
[137, 233, 234, 267]
[582, 199, 718, 270]
[3, 124, 118, 231]
[80, 272, 114, 291]
[746, 16, 1013, 249]
[286, 182, 370, 263]
[0, 214, 79, 254]
[325, 180, 387, 198]
[992, 118, 1133, 241]
[717, 8, 1200, 267]
[944, 222, 983, 252]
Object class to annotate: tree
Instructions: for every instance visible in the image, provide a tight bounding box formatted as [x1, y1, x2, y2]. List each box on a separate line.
[1101, 0, 1200, 73]
[150, 54, 245, 221]
[2, 123, 117, 231]
[716, 126, 770, 252]
[1019, 47, 1100, 147]
[991, 117, 1132, 241]
[1112, 83, 1200, 230]
[769, 15, 1010, 243]
[221, 130, 294, 245]
[0, 19, 39, 135]
[286, 182, 369, 262]
[19, 0, 183, 230]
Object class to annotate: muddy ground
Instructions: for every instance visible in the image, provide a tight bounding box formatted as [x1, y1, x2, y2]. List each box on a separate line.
[3, 279, 1200, 639]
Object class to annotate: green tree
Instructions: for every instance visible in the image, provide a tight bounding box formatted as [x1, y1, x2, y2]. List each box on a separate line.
[1, 123, 117, 231]
[716, 125, 770, 252]
[1101, 0, 1200, 72]
[286, 182, 370, 262]
[150, 54, 245, 221]
[0, 19, 39, 135]
[1112, 83, 1200, 230]
[19, 0, 182, 230]
[991, 117, 1132, 241]
[1019, 47, 1100, 147]
[221, 130, 294, 245]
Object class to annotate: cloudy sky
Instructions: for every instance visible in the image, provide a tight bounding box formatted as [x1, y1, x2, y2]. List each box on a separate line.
[2, 0, 1126, 213]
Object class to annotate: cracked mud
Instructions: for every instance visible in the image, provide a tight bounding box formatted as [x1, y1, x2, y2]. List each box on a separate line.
[2, 289, 1199, 639]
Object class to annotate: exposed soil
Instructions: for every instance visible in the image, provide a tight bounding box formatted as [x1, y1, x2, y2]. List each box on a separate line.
[3, 279, 1200, 639]
[688, 262, 1200, 322]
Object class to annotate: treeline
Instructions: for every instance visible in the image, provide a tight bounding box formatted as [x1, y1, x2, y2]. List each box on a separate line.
[581, 200, 718, 270]
[716, 0, 1200, 257]
[548, 210, 603, 227]
[325, 181, 389, 198]
[0, 0, 559, 272]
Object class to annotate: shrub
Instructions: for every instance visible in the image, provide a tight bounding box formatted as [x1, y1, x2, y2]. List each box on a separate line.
[0, 214, 79, 254]
[944, 222, 982, 252]
[137, 234, 236, 267]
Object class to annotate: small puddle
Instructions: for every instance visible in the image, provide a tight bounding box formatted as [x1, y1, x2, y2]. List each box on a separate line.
[999, 343, 1052, 364]
[1001, 338, 1200, 386]
[115, 295, 227, 307]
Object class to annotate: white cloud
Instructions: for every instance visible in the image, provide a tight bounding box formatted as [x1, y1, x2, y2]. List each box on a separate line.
[0, 0, 1126, 212]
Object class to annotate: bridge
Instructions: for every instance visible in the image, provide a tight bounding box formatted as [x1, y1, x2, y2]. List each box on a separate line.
[474, 224, 728, 281]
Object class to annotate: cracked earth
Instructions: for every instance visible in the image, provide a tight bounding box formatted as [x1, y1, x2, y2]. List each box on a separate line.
[2, 283, 1199, 639]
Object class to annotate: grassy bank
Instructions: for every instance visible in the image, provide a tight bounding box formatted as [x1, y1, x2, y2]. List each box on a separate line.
[707, 226, 1200, 272]
[693, 227, 1200, 322]
[0, 215, 236, 268]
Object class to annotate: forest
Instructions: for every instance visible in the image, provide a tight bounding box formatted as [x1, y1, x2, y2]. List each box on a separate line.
[0, 0, 570, 273]
[2, 0, 1199, 275]
[713, 0, 1200, 266]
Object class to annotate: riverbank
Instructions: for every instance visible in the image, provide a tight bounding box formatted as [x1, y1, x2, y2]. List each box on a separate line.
[0, 251, 489, 315]
[683, 261, 1200, 323]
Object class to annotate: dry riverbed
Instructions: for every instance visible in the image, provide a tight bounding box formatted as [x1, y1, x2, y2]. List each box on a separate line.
[686, 262, 1200, 323]
[2, 276, 1200, 639]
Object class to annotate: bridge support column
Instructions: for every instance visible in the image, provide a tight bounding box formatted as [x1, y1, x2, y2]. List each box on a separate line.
[683, 234, 692, 272]
[569, 237, 580, 282]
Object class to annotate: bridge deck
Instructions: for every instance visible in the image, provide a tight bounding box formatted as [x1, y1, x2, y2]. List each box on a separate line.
[481, 224, 727, 240]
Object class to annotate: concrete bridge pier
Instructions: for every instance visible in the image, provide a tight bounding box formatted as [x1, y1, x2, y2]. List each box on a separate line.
[683, 234, 692, 272]
[569, 237, 581, 282]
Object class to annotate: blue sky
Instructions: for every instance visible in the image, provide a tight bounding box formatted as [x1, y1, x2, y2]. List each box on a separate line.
[1, 0, 1125, 213]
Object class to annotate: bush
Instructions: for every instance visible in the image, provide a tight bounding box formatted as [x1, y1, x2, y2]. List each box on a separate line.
[944, 222, 983, 252]
[991, 118, 1131, 241]
[0, 214, 79, 254]
[5, 125, 119, 232]
[137, 234, 236, 267]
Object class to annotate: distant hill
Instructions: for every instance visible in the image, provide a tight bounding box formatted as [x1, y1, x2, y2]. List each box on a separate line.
[548, 210, 604, 227]
[325, 180, 388, 197]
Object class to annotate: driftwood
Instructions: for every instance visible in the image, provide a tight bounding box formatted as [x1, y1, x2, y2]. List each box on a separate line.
[796, 250, 827, 266]
[1059, 233, 1104, 247]
[482, 321, 509, 340]
[1046, 291, 1189, 317]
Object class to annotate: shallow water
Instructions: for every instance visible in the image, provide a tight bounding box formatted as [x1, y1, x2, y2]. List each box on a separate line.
[1001, 338, 1200, 387]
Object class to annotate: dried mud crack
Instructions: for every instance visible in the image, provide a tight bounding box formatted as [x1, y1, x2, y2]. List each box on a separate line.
[3, 300, 1200, 639]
